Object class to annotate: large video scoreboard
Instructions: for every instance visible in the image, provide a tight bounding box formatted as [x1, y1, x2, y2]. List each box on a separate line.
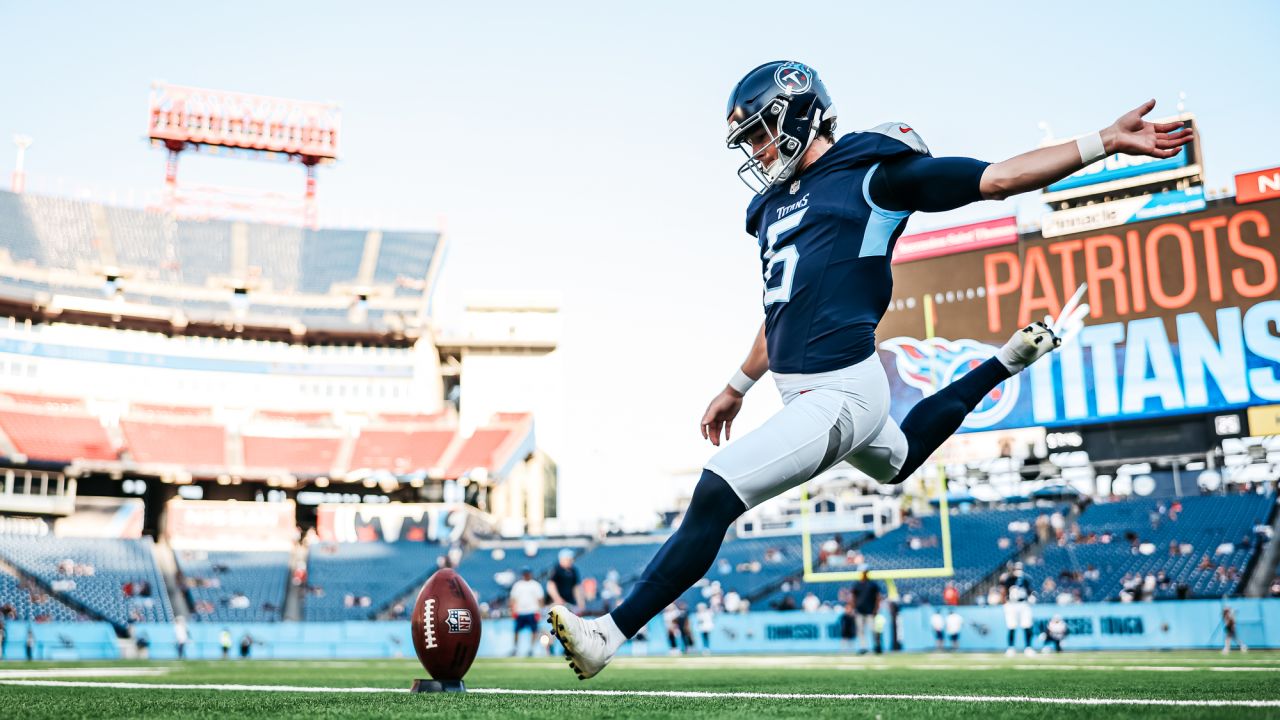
[877, 197, 1280, 435]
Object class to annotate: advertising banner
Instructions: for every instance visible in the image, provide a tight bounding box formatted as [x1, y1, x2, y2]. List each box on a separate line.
[878, 198, 1280, 432]
[315, 503, 472, 544]
[1046, 144, 1191, 193]
[893, 216, 1019, 264]
[165, 499, 296, 550]
[1235, 166, 1280, 206]
[1041, 187, 1206, 238]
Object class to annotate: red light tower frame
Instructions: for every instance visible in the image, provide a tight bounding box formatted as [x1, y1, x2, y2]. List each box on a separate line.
[147, 82, 341, 227]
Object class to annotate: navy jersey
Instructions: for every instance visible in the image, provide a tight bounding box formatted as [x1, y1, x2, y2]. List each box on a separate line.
[746, 124, 986, 374]
[1003, 574, 1033, 603]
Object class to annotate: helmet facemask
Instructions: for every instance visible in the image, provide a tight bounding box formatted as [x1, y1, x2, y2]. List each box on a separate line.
[727, 99, 810, 194]
[729, 97, 836, 195]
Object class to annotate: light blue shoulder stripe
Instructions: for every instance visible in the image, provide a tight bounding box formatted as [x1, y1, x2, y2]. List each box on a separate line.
[859, 162, 910, 258]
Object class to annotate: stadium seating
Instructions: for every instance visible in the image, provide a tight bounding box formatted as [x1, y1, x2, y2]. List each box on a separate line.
[0, 569, 82, 622]
[245, 224, 303, 292]
[20, 194, 96, 270]
[0, 536, 173, 627]
[348, 428, 455, 473]
[174, 550, 289, 623]
[104, 206, 177, 283]
[299, 229, 367, 294]
[1028, 492, 1276, 601]
[304, 541, 445, 621]
[242, 436, 341, 475]
[759, 507, 1050, 608]
[0, 407, 116, 462]
[174, 219, 233, 287]
[373, 231, 441, 297]
[453, 545, 573, 609]
[120, 419, 227, 468]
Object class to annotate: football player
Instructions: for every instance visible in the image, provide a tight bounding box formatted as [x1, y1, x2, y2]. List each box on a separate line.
[1002, 561, 1036, 656]
[549, 60, 1192, 680]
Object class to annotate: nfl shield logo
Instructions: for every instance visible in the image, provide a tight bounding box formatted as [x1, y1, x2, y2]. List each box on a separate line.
[446, 608, 473, 633]
[790, 180, 801, 194]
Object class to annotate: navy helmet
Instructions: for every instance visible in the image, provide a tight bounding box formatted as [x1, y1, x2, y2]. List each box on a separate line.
[726, 61, 836, 193]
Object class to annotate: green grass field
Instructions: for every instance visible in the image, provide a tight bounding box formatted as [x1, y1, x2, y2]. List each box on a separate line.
[3, 651, 1279, 719]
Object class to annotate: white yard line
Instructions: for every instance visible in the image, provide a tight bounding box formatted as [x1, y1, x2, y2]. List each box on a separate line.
[0, 667, 171, 679]
[0, 679, 1276, 707]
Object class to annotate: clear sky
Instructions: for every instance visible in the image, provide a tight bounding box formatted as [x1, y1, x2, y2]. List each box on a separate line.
[1, 1, 1278, 525]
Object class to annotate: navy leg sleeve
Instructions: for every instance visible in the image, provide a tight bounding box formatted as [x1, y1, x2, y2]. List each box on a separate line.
[891, 357, 1011, 483]
[609, 470, 746, 638]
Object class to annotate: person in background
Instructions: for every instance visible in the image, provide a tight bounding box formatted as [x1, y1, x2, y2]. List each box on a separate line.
[25, 626, 35, 661]
[509, 567, 545, 658]
[942, 581, 959, 607]
[135, 631, 150, 660]
[1043, 614, 1068, 653]
[802, 591, 820, 613]
[547, 549, 584, 614]
[930, 609, 945, 651]
[851, 568, 882, 655]
[663, 604, 681, 656]
[945, 609, 963, 651]
[0, 616, 6, 660]
[173, 616, 188, 660]
[219, 628, 232, 659]
[1222, 606, 1248, 655]
[238, 632, 254, 659]
[695, 603, 714, 654]
[839, 603, 857, 652]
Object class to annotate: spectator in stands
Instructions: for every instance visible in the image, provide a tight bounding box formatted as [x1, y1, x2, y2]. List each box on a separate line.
[802, 592, 821, 613]
[239, 632, 254, 659]
[219, 628, 232, 659]
[547, 549, 583, 614]
[943, 581, 959, 607]
[0, 603, 15, 620]
[229, 592, 250, 610]
[723, 590, 742, 614]
[509, 568, 544, 658]
[0, 616, 5, 660]
[135, 631, 150, 660]
[174, 617, 188, 660]
[695, 603, 714, 654]
[852, 568, 882, 656]
[1222, 606, 1247, 655]
[1270, 577, 1280, 598]
[1050, 511, 1066, 544]
[1034, 513, 1051, 545]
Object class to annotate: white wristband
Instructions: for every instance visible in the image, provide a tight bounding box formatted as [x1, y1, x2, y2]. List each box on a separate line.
[1076, 132, 1106, 165]
[728, 369, 756, 395]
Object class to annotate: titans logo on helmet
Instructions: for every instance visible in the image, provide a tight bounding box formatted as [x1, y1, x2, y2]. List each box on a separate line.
[773, 62, 813, 95]
[880, 336, 1021, 430]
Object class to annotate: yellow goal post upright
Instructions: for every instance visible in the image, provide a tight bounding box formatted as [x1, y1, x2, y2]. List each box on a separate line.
[799, 293, 955, 599]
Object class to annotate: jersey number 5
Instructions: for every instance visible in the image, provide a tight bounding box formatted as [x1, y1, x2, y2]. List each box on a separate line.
[763, 207, 807, 305]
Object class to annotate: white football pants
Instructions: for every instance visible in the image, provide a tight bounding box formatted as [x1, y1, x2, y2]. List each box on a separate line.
[706, 353, 908, 509]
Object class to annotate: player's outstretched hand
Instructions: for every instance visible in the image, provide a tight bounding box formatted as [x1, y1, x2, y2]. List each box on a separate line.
[1103, 100, 1194, 160]
[701, 388, 743, 447]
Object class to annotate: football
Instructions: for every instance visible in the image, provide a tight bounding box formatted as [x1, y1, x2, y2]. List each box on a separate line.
[411, 568, 482, 681]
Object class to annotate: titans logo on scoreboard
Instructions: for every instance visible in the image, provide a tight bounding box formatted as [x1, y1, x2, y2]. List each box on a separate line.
[446, 608, 473, 634]
[773, 62, 813, 94]
[880, 336, 1021, 430]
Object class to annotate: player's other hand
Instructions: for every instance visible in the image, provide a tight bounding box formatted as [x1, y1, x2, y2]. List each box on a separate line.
[701, 388, 744, 447]
[1102, 99, 1194, 160]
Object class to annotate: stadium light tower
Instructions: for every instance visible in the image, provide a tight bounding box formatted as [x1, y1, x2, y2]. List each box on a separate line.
[11, 134, 32, 194]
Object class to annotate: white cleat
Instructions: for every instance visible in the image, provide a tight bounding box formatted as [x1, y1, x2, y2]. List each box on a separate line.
[997, 283, 1090, 375]
[1005, 647, 1016, 657]
[996, 321, 1061, 374]
[1024, 647, 1037, 657]
[548, 605, 616, 680]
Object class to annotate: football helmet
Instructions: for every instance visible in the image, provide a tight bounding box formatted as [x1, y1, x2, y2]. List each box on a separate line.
[726, 60, 835, 194]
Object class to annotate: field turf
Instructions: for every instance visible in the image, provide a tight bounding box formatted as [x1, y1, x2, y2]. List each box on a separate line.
[3, 651, 1279, 718]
